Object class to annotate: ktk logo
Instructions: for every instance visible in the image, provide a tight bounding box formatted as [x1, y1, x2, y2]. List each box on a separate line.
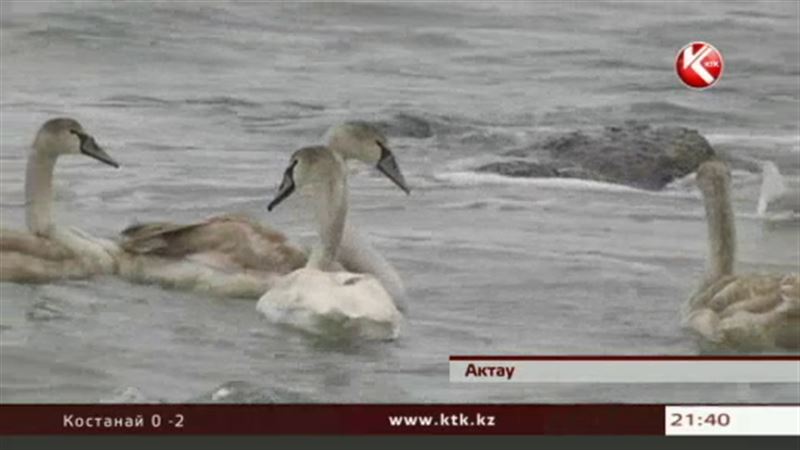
[675, 42, 724, 89]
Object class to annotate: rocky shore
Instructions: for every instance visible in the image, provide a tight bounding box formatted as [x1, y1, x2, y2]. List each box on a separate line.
[476, 123, 717, 190]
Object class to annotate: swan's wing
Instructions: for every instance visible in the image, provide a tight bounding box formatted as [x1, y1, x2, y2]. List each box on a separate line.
[120, 221, 209, 254]
[0, 228, 74, 261]
[120, 213, 306, 272]
[685, 274, 738, 311]
[686, 273, 800, 349]
[706, 274, 785, 313]
[120, 213, 263, 256]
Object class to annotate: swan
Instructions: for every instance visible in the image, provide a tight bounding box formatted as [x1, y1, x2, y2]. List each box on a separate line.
[756, 161, 799, 221]
[117, 122, 409, 298]
[256, 145, 402, 340]
[0, 118, 121, 283]
[683, 160, 800, 350]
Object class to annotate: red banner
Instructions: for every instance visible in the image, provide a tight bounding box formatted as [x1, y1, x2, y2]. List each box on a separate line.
[0, 404, 663, 435]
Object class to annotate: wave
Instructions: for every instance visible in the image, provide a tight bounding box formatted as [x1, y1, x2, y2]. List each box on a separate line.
[437, 197, 553, 211]
[433, 170, 645, 193]
[433, 168, 758, 200]
[100, 386, 155, 404]
[706, 134, 800, 153]
[99, 95, 172, 108]
[190, 381, 310, 403]
[184, 96, 261, 108]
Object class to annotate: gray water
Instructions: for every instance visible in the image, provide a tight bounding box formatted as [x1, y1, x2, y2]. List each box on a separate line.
[0, 1, 798, 404]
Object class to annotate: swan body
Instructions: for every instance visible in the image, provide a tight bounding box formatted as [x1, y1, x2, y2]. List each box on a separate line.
[116, 122, 408, 298]
[684, 160, 800, 350]
[256, 146, 402, 340]
[0, 118, 120, 283]
[257, 268, 402, 340]
[756, 161, 800, 221]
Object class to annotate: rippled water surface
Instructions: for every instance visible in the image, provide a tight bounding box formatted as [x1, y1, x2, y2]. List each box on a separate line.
[1, 1, 798, 403]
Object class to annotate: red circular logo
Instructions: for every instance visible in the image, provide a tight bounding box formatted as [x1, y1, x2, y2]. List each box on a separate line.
[675, 42, 724, 89]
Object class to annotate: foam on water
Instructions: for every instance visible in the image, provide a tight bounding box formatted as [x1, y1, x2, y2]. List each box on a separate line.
[434, 170, 649, 193]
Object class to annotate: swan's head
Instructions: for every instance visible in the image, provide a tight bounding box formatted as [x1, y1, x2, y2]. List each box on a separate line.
[32, 118, 119, 167]
[268, 146, 344, 211]
[696, 160, 730, 198]
[326, 121, 410, 194]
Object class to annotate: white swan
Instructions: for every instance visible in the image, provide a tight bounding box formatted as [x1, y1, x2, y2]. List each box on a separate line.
[117, 122, 409, 298]
[684, 160, 799, 350]
[756, 160, 799, 221]
[0, 118, 121, 283]
[256, 145, 402, 340]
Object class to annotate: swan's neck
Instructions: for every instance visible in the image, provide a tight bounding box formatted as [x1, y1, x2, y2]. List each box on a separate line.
[338, 222, 406, 298]
[703, 181, 736, 281]
[25, 150, 57, 236]
[307, 169, 348, 271]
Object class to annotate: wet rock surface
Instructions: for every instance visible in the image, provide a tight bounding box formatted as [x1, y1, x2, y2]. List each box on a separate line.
[476, 123, 717, 190]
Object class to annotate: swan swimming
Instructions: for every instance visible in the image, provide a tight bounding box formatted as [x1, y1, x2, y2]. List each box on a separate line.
[0, 118, 120, 283]
[117, 122, 409, 298]
[683, 160, 799, 350]
[756, 160, 800, 222]
[256, 145, 402, 340]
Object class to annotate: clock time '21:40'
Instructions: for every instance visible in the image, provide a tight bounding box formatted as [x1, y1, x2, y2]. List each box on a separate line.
[670, 412, 730, 428]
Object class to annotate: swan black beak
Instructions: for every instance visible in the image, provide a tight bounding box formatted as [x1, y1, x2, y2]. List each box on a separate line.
[72, 130, 119, 168]
[268, 160, 297, 211]
[376, 141, 410, 194]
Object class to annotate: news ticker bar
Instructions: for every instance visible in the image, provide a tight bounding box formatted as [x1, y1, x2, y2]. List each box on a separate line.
[449, 356, 800, 383]
[0, 405, 798, 435]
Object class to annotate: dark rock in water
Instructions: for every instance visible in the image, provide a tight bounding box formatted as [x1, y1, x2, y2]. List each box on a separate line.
[475, 160, 558, 178]
[543, 124, 716, 190]
[476, 123, 716, 190]
[374, 113, 434, 138]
